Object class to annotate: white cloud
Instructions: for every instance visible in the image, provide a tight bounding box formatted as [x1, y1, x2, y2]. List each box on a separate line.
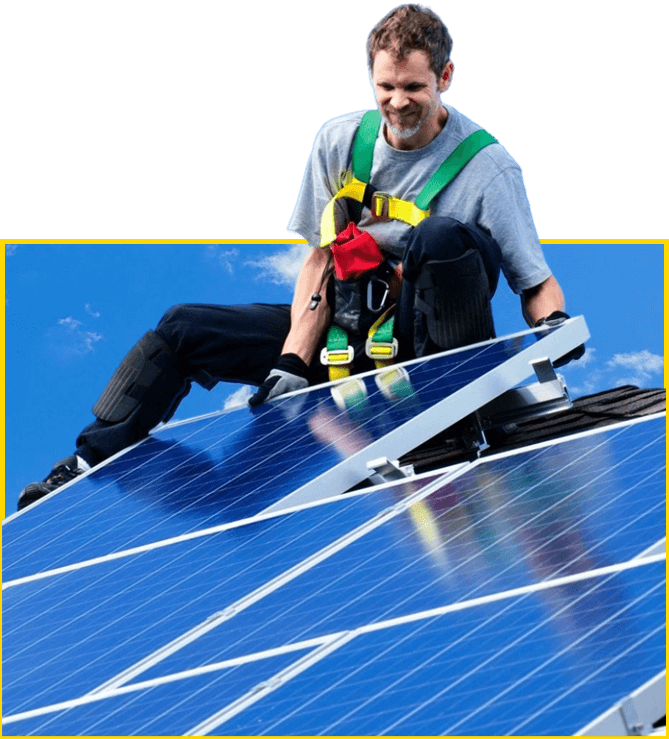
[245, 245, 310, 288]
[49, 316, 103, 359]
[561, 346, 664, 395]
[577, 347, 596, 367]
[58, 316, 83, 330]
[222, 385, 252, 411]
[85, 303, 101, 318]
[606, 350, 664, 380]
[5, 244, 18, 256]
[206, 246, 239, 273]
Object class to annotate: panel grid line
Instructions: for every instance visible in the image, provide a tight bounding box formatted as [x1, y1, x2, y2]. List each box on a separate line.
[2, 492, 370, 711]
[232, 421, 654, 667]
[86, 470, 463, 695]
[183, 633, 358, 736]
[506, 624, 666, 735]
[377, 567, 665, 736]
[2, 553, 662, 730]
[192, 555, 667, 737]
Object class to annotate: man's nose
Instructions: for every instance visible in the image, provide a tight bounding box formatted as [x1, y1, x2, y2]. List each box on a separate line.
[390, 89, 410, 110]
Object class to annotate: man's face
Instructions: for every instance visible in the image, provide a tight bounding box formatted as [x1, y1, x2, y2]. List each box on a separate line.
[372, 49, 453, 150]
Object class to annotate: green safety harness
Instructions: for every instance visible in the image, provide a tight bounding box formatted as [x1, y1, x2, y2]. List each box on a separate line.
[320, 109, 498, 381]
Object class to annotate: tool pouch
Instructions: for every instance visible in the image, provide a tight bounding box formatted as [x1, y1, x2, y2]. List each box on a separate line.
[329, 222, 403, 335]
[330, 222, 384, 281]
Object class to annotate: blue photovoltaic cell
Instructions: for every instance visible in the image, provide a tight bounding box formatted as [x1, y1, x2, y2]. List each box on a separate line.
[215, 561, 665, 737]
[2, 647, 311, 737]
[2, 477, 435, 714]
[128, 417, 666, 680]
[2, 416, 664, 733]
[3, 324, 577, 582]
[5, 559, 663, 738]
[3, 316, 664, 737]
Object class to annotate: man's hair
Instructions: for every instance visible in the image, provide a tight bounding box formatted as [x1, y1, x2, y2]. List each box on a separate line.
[367, 4, 453, 76]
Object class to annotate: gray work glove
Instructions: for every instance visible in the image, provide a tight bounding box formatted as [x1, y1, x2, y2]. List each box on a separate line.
[248, 353, 310, 406]
[535, 311, 586, 367]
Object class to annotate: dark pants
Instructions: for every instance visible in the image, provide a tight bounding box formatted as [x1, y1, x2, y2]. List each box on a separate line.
[76, 218, 501, 465]
[396, 216, 502, 359]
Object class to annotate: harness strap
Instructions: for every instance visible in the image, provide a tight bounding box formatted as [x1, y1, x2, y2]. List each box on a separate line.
[414, 128, 499, 210]
[319, 112, 500, 382]
[366, 308, 397, 370]
[320, 110, 498, 247]
[322, 308, 397, 382]
[351, 110, 381, 182]
[321, 325, 354, 381]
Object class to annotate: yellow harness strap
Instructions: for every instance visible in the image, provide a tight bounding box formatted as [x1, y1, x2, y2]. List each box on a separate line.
[370, 193, 430, 232]
[322, 307, 397, 383]
[320, 179, 429, 247]
[365, 307, 398, 371]
[320, 325, 355, 381]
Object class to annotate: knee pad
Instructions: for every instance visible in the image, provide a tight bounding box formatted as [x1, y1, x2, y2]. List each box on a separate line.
[92, 330, 186, 423]
[413, 249, 496, 350]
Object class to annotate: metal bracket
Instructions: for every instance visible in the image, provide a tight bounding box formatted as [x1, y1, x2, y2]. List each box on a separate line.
[478, 357, 572, 430]
[620, 697, 645, 735]
[576, 670, 666, 736]
[532, 357, 558, 383]
[366, 457, 414, 485]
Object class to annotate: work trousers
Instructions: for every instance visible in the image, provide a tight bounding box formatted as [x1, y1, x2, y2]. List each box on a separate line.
[76, 217, 501, 465]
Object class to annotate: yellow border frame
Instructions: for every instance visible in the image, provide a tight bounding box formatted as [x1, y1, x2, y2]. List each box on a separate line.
[1, 238, 666, 662]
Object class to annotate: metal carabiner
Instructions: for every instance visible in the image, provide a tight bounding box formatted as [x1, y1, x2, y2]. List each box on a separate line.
[367, 275, 390, 313]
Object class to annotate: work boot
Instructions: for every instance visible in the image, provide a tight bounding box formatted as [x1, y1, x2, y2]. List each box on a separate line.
[17, 455, 88, 511]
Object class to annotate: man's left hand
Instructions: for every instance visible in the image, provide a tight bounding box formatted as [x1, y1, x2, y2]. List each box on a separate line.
[535, 311, 586, 367]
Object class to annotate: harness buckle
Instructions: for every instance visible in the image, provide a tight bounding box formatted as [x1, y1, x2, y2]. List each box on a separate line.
[371, 191, 391, 220]
[320, 345, 355, 366]
[365, 336, 399, 361]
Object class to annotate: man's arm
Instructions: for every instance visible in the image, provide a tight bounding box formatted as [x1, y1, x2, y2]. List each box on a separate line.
[521, 274, 565, 326]
[248, 247, 332, 407]
[522, 274, 586, 367]
[281, 246, 332, 364]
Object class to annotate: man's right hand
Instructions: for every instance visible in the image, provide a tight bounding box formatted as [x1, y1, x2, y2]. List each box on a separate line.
[248, 353, 310, 406]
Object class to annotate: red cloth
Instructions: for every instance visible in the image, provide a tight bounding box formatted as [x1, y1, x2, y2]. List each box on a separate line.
[330, 222, 384, 281]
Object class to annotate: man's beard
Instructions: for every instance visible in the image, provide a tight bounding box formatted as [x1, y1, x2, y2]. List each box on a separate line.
[383, 114, 424, 139]
[380, 99, 441, 140]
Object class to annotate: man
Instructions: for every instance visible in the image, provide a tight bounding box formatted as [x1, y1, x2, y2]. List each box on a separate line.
[17, 4, 579, 511]
[270, 4, 572, 389]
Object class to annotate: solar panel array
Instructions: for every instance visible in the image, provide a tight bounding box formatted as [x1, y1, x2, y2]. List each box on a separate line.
[3, 318, 665, 736]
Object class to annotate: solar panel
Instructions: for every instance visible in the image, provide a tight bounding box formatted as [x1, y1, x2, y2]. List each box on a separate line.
[3, 389, 665, 737]
[3, 317, 588, 583]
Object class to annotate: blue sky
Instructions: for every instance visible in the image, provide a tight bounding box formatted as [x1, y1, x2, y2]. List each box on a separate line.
[4, 240, 664, 516]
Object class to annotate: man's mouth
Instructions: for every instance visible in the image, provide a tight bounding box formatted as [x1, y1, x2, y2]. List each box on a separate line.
[388, 109, 419, 125]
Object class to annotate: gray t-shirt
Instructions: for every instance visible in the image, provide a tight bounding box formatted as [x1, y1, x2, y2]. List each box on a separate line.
[288, 106, 551, 294]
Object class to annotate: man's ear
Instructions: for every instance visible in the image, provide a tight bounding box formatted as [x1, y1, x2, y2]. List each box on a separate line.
[438, 61, 454, 92]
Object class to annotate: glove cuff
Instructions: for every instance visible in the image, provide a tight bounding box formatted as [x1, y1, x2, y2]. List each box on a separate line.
[275, 353, 309, 379]
[535, 310, 570, 327]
